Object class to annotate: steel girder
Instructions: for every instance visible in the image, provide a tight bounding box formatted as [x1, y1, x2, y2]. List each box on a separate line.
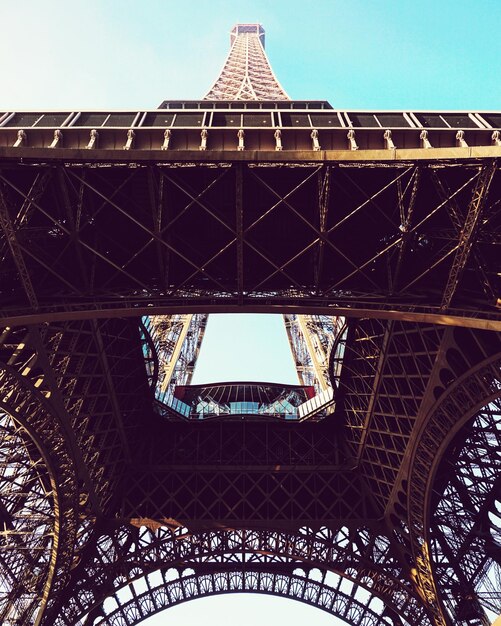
[0, 316, 494, 626]
[0, 318, 152, 624]
[47, 524, 429, 626]
[141, 314, 207, 405]
[333, 320, 501, 625]
[0, 159, 499, 328]
[0, 327, 80, 625]
[0, 154, 500, 626]
[430, 401, 500, 624]
[406, 353, 501, 626]
[284, 314, 344, 392]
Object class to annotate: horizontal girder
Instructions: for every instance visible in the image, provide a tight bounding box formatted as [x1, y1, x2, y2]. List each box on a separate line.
[1, 106, 501, 153]
[0, 159, 500, 329]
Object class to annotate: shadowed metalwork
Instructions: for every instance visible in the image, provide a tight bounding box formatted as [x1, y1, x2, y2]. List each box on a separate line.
[0, 22, 500, 626]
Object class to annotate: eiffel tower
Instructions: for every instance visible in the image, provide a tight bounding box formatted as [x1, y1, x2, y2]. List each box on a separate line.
[0, 22, 500, 626]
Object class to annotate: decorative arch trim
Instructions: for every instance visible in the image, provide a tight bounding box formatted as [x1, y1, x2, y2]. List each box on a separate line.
[92, 568, 407, 626]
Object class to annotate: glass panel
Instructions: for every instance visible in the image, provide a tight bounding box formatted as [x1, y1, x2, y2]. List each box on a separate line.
[280, 114, 311, 127]
[309, 113, 342, 127]
[480, 114, 501, 128]
[348, 113, 379, 127]
[212, 113, 241, 127]
[172, 113, 204, 127]
[35, 113, 70, 127]
[375, 113, 410, 127]
[414, 113, 448, 128]
[168, 382, 314, 420]
[104, 113, 137, 127]
[441, 114, 478, 128]
[4, 113, 42, 127]
[76, 113, 109, 127]
[242, 114, 272, 127]
[142, 112, 175, 127]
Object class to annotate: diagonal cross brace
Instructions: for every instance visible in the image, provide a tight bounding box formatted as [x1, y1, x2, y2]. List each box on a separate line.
[440, 161, 497, 311]
[0, 187, 38, 310]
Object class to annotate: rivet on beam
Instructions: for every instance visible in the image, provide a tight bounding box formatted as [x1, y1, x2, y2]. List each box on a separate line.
[13, 129, 27, 147]
[492, 130, 501, 147]
[456, 130, 468, 148]
[383, 129, 396, 150]
[162, 129, 171, 150]
[200, 127, 208, 151]
[237, 128, 245, 151]
[49, 129, 63, 148]
[124, 129, 135, 150]
[311, 128, 320, 151]
[347, 129, 358, 150]
[274, 127, 283, 151]
[420, 129, 432, 148]
[86, 129, 98, 149]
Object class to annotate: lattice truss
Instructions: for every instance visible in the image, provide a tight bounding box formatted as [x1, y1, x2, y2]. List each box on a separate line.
[0, 160, 500, 626]
[0, 411, 54, 626]
[204, 24, 289, 101]
[47, 524, 429, 626]
[0, 161, 499, 321]
[333, 320, 501, 626]
[430, 404, 501, 624]
[141, 314, 206, 405]
[1, 22, 501, 626]
[0, 201, 499, 626]
[284, 314, 345, 392]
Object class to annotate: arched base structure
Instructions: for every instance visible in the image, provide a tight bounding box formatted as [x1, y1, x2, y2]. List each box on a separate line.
[429, 400, 501, 624]
[87, 567, 411, 626]
[407, 354, 501, 626]
[0, 410, 55, 625]
[50, 524, 430, 626]
[329, 320, 501, 626]
[0, 326, 85, 625]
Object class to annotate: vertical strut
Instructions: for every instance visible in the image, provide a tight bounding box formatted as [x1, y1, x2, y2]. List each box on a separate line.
[0, 187, 38, 310]
[440, 161, 497, 310]
[236, 164, 244, 303]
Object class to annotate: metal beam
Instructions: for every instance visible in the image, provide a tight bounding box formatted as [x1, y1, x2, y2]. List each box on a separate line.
[236, 163, 244, 302]
[0, 187, 38, 310]
[438, 162, 497, 310]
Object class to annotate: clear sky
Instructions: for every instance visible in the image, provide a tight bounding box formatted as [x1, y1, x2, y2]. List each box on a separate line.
[2, 0, 500, 624]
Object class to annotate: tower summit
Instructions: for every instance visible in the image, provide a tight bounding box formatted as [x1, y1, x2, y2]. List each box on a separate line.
[204, 23, 289, 100]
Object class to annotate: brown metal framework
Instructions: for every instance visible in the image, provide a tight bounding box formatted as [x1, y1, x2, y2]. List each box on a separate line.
[0, 22, 500, 626]
[204, 24, 289, 101]
[0, 158, 499, 327]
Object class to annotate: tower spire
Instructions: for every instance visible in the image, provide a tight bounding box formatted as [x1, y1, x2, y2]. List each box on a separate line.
[204, 23, 289, 101]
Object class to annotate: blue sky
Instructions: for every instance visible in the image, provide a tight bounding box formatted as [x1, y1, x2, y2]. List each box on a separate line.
[2, 0, 501, 111]
[3, 1, 500, 624]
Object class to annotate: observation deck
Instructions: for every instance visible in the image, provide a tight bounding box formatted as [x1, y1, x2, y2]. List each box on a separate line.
[155, 381, 335, 421]
[1, 106, 500, 156]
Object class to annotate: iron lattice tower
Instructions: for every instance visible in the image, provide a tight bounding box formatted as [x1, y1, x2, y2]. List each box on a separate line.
[0, 22, 500, 626]
[151, 23, 333, 398]
[204, 24, 289, 100]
